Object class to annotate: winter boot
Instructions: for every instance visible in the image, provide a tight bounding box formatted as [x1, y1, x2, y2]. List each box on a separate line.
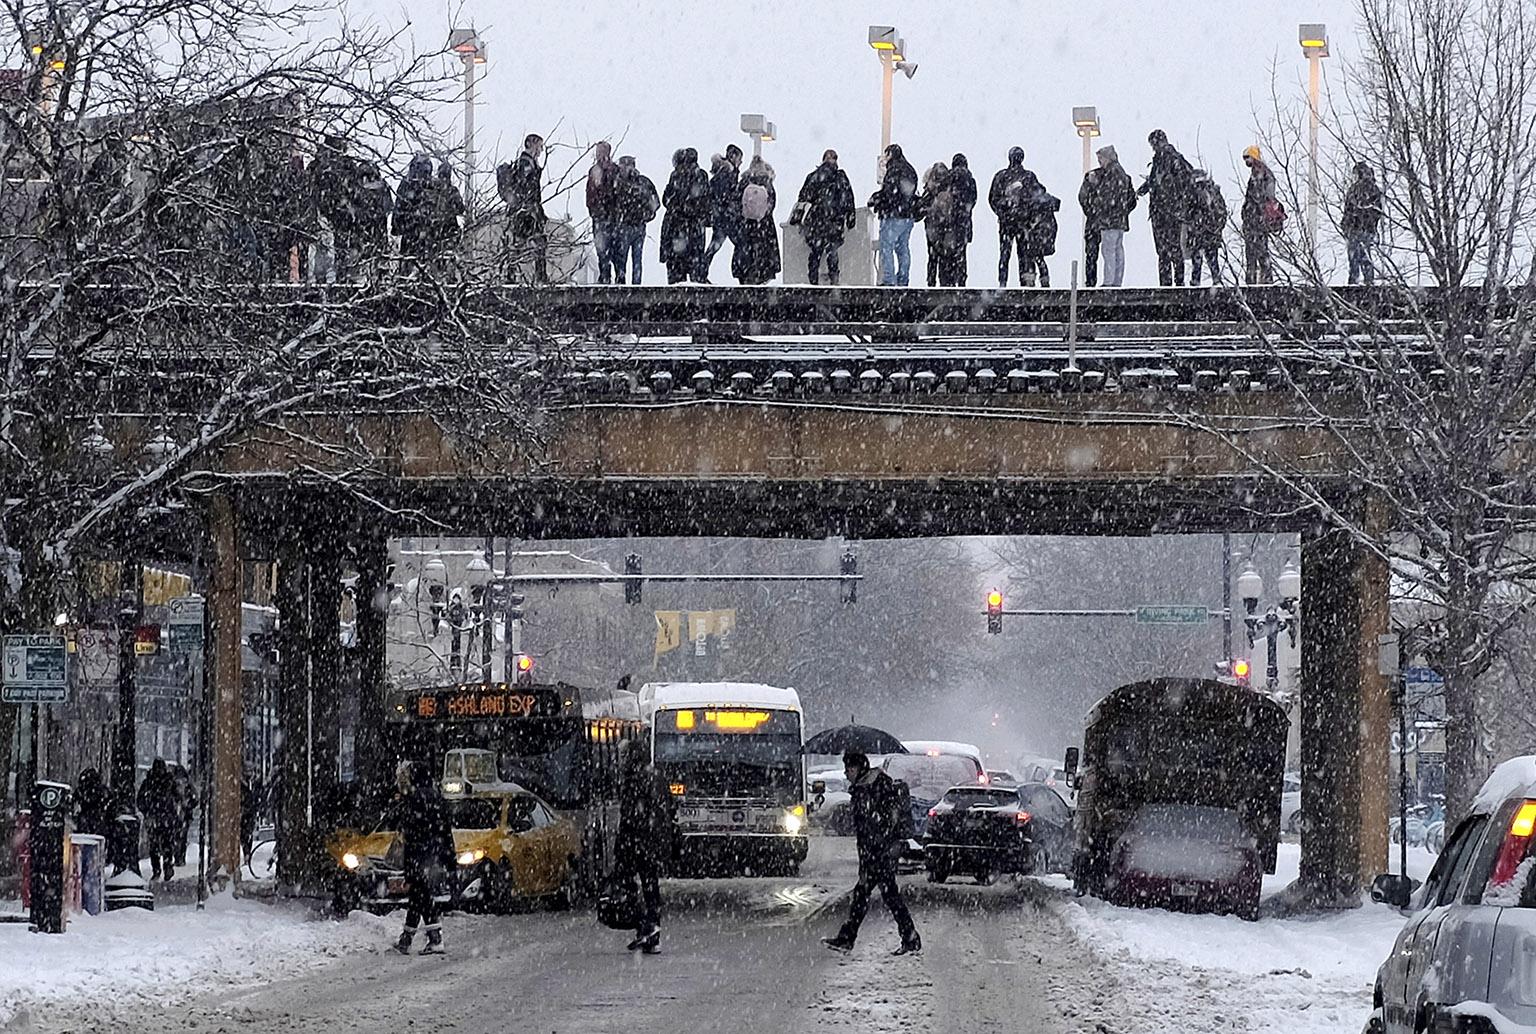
[822, 927, 856, 952]
[640, 929, 661, 955]
[419, 926, 444, 955]
[892, 934, 922, 957]
[394, 926, 416, 955]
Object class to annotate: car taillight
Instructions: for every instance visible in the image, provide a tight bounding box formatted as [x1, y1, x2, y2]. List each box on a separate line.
[1014, 810, 1032, 824]
[1492, 800, 1536, 886]
[927, 807, 938, 818]
[978, 772, 990, 785]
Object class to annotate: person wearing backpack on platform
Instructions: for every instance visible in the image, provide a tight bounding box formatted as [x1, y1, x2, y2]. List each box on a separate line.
[1241, 145, 1281, 285]
[732, 156, 781, 285]
[1188, 170, 1228, 286]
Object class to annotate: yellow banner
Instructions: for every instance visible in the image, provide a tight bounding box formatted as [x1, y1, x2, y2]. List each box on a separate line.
[654, 611, 683, 665]
[142, 567, 193, 607]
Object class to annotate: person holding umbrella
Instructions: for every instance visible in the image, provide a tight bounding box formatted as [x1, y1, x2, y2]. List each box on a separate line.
[822, 750, 921, 956]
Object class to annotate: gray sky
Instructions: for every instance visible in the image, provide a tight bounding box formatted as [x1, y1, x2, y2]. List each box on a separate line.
[375, 0, 1360, 280]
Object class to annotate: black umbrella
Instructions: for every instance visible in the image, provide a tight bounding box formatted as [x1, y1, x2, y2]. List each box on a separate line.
[802, 725, 909, 757]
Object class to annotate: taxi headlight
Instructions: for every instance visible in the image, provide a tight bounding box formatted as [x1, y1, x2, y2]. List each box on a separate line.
[456, 849, 485, 866]
[341, 852, 362, 871]
[783, 812, 804, 835]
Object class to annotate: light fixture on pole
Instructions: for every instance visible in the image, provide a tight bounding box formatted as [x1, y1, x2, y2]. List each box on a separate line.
[1299, 23, 1329, 247]
[1072, 106, 1102, 177]
[1238, 558, 1303, 697]
[422, 553, 447, 636]
[740, 114, 777, 159]
[868, 25, 917, 160]
[447, 27, 487, 205]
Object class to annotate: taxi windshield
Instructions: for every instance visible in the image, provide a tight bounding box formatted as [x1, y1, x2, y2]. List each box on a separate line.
[448, 798, 501, 830]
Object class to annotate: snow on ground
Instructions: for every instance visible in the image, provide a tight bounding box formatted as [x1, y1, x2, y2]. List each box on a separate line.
[1037, 842, 1439, 1034]
[0, 894, 391, 1027]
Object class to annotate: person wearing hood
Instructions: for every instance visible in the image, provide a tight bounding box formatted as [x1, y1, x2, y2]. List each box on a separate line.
[137, 759, 181, 882]
[587, 141, 621, 283]
[1240, 145, 1279, 285]
[990, 146, 1044, 287]
[496, 134, 548, 282]
[1342, 161, 1383, 286]
[1187, 170, 1228, 286]
[612, 155, 660, 284]
[384, 762, 455, 955]
[918, 162, 967, 287]
[392, 154, 435, 262]
[792, 149, 857, 285]
[1015, 172, 1061, 287]
[1078, 145, 1137, 288]
[425, 162, 466, 260]
[946, 153, 977, 286]
[702, 144, 744, 282]
[732, 155, 781, 285]
[868, 143, 920, 286]
[1137, 129, 1196, 286]
[660, 147, 711, 284]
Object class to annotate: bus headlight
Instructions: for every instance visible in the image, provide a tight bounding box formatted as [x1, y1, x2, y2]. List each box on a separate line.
[456, 849, 485, 866]
[783, 811, 804, 835]
[341, 852, 362, 871]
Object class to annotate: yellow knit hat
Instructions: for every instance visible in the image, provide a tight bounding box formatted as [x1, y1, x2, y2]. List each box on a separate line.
[1243, 145, 1263, 161]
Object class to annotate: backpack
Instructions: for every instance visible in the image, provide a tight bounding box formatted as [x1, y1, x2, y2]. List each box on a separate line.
[889, 779, 916, 844]
[1262, 197, 1287, 233]
[741, 182, 770, 222]
[1196, 180, 1227, 231]
[495, 161, 516, 204]
[640, 180, 661, 223]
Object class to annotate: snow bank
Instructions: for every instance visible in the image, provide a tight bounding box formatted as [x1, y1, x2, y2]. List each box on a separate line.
[0, 894, 390, 1025]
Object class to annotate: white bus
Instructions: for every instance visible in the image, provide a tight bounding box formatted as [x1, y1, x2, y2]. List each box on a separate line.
[639, 682, 808, 876]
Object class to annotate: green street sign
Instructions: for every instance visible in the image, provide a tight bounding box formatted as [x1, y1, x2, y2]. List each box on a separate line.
[1135, 605, 1210, 625]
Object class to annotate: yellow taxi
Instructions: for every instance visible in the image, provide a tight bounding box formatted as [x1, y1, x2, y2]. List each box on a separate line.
[328, 783, 582, 916]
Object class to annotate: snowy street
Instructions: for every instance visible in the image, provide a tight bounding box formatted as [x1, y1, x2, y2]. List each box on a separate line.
[13, 837, 1429, 1034]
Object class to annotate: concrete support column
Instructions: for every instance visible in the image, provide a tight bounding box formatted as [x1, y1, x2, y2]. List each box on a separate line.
[309, 544, 342, 834]
[1299, 519, 1391, 904]
[274, 540, 311, 889]
[209, 496, 244, 881]
[352, 535, 389, 791]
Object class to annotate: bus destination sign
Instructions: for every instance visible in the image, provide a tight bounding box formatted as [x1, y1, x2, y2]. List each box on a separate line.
[411, 686, 563, 722]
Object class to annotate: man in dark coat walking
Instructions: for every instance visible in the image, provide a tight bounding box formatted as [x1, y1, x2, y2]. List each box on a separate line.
[1078, 145, 1137, 287]
[498, 134, 549, 282]
[869, 143, 920, 286]
[614, 744, 675, 953]
[660, 148, 711, 284]
[387, 762, 455, 954]
[701, 144, 743, 282]
[1138, 129, 1196, 286]
[1343, 161, 1383, 286]
[824, 751, 921, 955]
[793, 149, 857, 285]
[137, 759, 181, 881]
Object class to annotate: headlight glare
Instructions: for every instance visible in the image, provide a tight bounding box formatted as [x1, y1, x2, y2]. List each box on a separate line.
[341, 852, 361, 870]
[457, 849, 485, 866]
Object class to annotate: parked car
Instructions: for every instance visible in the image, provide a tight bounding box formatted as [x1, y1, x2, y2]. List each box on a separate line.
[883, 744, 986, 838]
[1365, 756, 1536, 1034]
[808, 768, 854, 835]
[1105, 803, 1265, 920]
[986, 770, 1020, 788]
[1281, 771, 1302, 833]
[923, 782, 1074, 884]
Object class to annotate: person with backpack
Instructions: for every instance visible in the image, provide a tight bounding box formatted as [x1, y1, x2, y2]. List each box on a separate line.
[1015, 171, 1060, 287]
[612, 155, 660, 284]
[1241, 145, 1280, 285]
[385, 762, 455, 955]
[731, 156, 780, 285]
[1138, 129, 1196, 286]
[1188, 170, 1228, 286]
[869, 143, 920, 286]
[1342, 161, 1383, 286]
[587, 141, 621, 283]
[660, 148, 711, 284]
[614, 743, 675, 954]
[823, 750, 921, 955]
[701, 144, 743, 282]
[918, 162, 966, 287]
[946, 153, 978, 286]
[791, 149, 856, 285]
[1078, 145, 1137, 288]
[990, 146, 1044, 288]
[498, 134, 548, 282]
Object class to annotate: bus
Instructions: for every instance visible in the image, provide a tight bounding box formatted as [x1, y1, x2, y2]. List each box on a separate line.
[382, 680, 644, 891]
[639, 682, 809, 876]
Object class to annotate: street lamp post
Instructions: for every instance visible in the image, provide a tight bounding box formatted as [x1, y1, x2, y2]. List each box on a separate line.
[1239, 558, 1303, 698]
[1073, 106, 1101, 177]
[868, 26, 917, 160]
[740, 114, 777, 160]
[447, 28, 488, 205]
[1300, 24, 1329, 247]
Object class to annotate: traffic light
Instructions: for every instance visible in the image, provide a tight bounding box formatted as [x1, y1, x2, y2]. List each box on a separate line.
[1231, 658, 1252, 685]
[514, 653, 534, 685]
[986, 590, 1004, 635]
[624, 553, 643, 605]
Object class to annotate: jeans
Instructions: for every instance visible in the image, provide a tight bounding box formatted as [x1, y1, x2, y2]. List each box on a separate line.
[593, 219, 616, 284]
[838, 860, 917, 946]
[1153, 221, 1186, 286]
[613, 224, 645, 284]
[1244, 232, 1272, 285]
[700, 227, 731, 282]
[1191, 242, 1220, 286]
[808, 239, 841, 285]
[998, 232, 1026, 287]
[1347, 233, 1375, 285]
[1100, 228, 1126, 287]
[1084, 228, 1102, 287]
[878, 217, 914, 286]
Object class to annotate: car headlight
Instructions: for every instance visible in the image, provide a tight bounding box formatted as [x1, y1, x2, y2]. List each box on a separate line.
[783, 812, 804, 835]
[457, 849, 485, 866]
[341, 852, 362, 871]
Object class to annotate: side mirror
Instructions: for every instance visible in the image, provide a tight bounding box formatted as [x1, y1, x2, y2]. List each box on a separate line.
[1370, 873, 1417, 909]
[1063, 747, 1080, 789]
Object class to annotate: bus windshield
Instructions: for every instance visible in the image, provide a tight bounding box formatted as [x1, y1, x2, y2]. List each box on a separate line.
[652, 708, 802, 796]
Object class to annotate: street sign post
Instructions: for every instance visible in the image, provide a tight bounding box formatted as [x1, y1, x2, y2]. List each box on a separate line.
[167, 595, 206, 654]
[1134, 605, 1209, 625]
[3, 635, 70, 704]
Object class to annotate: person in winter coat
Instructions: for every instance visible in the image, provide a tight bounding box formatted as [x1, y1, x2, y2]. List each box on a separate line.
[732, 155, 781, 285]
[1188, 170, 1228, 286]
[1014, 172, 1060, 287]
[392, 154, 435, 262]
[170, 764, 195, 867]
[990, 147, 1050, 288]
[660, 148, 711, 284]
[1240, 145, 1279, 285]
[614, 743, 676, 953]
[1138, 129, 1196, 286]
[946, 153, 978, 286]
[385, 761, 455, 954]
[868, 143, 920, 286]
[823, 751, 920, 955]
[918, 162, 967, 287]
[498, 134, 549, 282]
[268, 154, 314, 283]
[792, 149, 857, 285]
[350, 157, 393, 281]
[1343, 161, 1383, 286]
[137, 759, 181, 881]
[587, 141, 621, 283]
[1078, 145, 1137, 287]
[424, 163, 466, 258]
[612, 156, 660, 284]
[73, 768, 113, 840]
[701, 144, 743, 282]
